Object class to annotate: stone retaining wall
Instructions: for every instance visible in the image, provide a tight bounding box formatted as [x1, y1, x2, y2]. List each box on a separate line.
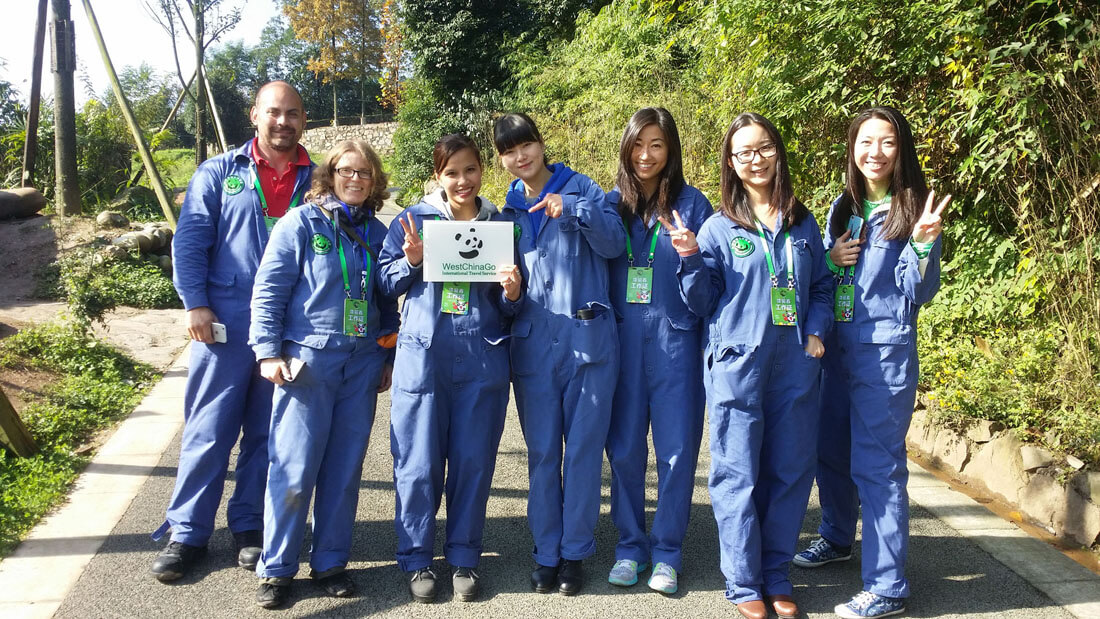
[908, 403, 1100, 548]
[301, 122, 398, 157]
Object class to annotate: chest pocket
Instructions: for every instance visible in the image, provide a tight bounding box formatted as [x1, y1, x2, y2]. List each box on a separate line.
[552, 214, 584, 257]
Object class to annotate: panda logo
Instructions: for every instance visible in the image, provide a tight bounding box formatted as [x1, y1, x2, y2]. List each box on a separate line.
[455, 227, 483, 259]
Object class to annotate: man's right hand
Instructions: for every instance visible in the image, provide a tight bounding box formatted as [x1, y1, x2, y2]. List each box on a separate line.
[187, 306, 219, 344]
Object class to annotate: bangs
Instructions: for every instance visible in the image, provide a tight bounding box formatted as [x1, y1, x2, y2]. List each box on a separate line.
[493, 113, 542, 153]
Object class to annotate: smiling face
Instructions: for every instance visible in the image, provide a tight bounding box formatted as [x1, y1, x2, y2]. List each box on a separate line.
[332, 152, 374, 206]
[632, 123, 668, 192]
[436, 147, 483, 212]
[250, 82, 304, 153]
[499, 140, 546, 183]
[729, 123, 777, 191]
[853, 117, 898, 196]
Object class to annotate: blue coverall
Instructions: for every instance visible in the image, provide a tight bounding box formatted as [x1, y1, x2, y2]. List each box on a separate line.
[678, 211, 833, 604]
[379, 191, 520, 572]
[157, 141, 311, 547]
[249, 197, 399, 578]
[498, 164, 626, 567]
[605, 184, 712, 573]
[812, 199, 941, 599]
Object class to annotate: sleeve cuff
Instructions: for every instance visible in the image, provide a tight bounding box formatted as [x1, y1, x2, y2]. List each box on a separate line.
[560, 194, 578, 220]
[253, 343, 283, 362]
[909, 238, 934, 259]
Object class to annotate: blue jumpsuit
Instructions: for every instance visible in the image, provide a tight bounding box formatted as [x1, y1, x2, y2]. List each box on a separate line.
[605, 184, 712, 573]
[249, 197, 399, 579]
[678, 211, 832, 604]
[813, 199, 941, 599]
[379, 191, 520, 572]
[498, 163, 626, 567]
[157, 141, 312, 547]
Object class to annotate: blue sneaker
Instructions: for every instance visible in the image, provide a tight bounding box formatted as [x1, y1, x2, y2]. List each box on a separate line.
[647, 562, 677, 594]
[607, 559, 647, 586]
[793, 537, 852, 568]
[834, 591, 906, 618]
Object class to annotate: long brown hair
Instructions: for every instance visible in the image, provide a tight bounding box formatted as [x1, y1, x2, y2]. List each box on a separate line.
[615, 107, 684, 223]
[307, 139, 389, 210]
[829, 106, 927, 241]
[718, 113, 807, 229]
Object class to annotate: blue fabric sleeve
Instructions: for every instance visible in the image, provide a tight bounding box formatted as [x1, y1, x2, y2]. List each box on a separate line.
[172, 161, 222, 310]
[248, 215, 301, 361]
[677, 221, 724, 319]
[378, 208, 420, 298]
[804, 219, 835, 342]
[896, 235, 942, 306]
[562, 175, 627, 260]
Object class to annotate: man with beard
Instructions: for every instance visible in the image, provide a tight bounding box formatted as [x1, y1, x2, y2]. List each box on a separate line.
[151, 81, 313, 581]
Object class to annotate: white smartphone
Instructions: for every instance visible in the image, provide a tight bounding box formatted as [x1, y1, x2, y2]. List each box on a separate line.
[846, 215, 864, 241]
[211, 322, 227, 344]
[284, 356, 305, 382]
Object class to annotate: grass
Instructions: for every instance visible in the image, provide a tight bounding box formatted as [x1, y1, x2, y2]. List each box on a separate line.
[0, 322, 157, 557]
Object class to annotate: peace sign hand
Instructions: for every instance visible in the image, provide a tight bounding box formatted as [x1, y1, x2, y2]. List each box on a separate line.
[657, 210, 699, 256]
[912, 189, 952, 244]
[398, 213, 424, 267]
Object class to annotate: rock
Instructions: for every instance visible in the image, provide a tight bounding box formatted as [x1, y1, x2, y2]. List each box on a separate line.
[109, 185, 158, 212]
[158, 255, 172, 275]
[1072, 471, 1100, 505]
[966, 420, 1002, 443]
[111, 234, 140, 251]
[149, 227, 171, 251]
[964, 434, 1029, 504]
[100, 245, 129, 261]
[1066, 455, 1085, 470]
[130, 231, 155, 253]
[1020, 445, 1054, 472]
[1060, 485, 1100, 546]
[0, 187, 47, 220]
[932, 428, 970, 472]
[906, 410, 934, 452]
[1019, 474, 1062, 534]
[173, 188, 186, 206]
[96, 210, 130, 228]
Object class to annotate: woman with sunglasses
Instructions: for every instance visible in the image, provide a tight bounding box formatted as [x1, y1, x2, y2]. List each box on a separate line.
[664, 113, 832, 619]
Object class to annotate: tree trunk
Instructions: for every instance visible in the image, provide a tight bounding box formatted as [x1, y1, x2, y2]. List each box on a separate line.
[51, 0, 80, 216]
[193, 2, 207, 164]
[332, 81, 338, 127]
[22, 0, 48, 188]
[0, 387, 37, 458]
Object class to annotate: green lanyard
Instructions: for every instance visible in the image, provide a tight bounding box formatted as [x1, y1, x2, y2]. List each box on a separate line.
[253, 168, 302, 216]
[331, 214, 370, 300]
[622, 219, 660, 267]
[754, 221, 794, 289]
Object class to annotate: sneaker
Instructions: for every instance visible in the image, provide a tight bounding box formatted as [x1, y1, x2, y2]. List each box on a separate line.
[607, 559, 647, 587]
[255, 580, 290, 609]
[647, 562, 677, 594]
[315, 571, 355, 598]
[452, 567, 480, 602]
[793, 537, 852, 568]
[409, 566, 438, 603]
[233, 530, 262, 570]
[834, 591, 906, 618]
[150, 540, 206, 582]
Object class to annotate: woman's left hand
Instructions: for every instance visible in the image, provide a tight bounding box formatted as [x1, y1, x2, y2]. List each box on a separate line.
[912, 189, 952, 243]
[804, 334, 825, 358]
[500, 264, 523, 301]
[530, 193, 563, 218]
[377, 364, 393, 393]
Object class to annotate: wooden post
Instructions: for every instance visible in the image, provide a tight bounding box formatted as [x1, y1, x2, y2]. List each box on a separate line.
[21, 0, 48, 189]
[0, 387, 37, 458]
[51, 0, 81, 216]
[202, 67, 228, 152]
[81, 0, 177, 228]
[159, 70, 196, 135]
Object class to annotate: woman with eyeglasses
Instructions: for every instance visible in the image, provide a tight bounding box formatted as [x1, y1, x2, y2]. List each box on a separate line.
[792, 106, 950, 619]
[248, 139, 398, 609]
[604, 107, 711, 595]
[379, 133, 523, 604]
[664, 113, 832, 619]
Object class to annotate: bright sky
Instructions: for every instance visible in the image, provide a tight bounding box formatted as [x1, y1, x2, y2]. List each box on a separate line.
[0, 0, 283, 104]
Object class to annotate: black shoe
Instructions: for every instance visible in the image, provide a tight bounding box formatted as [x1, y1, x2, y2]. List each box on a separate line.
[409, 566, 438, 603]
[452, 567, 480, 602]
[314, 571, 355, 597]
[256, 581, 290, 609]
[150, 540, 206, 582]
[531, 563, 559, 594]
[233, 530, 262, 570]
[558, 559, 584, 596]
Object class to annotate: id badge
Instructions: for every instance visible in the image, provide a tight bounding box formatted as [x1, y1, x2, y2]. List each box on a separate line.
[343, 298, 369, 337]
[440, 281, 470, 315]
[625, 267, 653, 304]
[834, 284, 855, 322]
[264, 215, 278, 234]
[770, 287, 798, 326]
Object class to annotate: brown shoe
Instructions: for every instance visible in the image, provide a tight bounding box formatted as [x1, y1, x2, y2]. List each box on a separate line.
[736, 599, 767, 619]
[766, 594, 799, 618]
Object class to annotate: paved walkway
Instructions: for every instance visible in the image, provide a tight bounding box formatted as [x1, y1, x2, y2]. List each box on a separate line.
[1, 344, 1099, 618]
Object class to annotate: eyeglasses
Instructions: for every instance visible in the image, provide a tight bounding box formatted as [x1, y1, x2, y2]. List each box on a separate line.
[731, 143, 777, 164]
[336, 167, 372, 180]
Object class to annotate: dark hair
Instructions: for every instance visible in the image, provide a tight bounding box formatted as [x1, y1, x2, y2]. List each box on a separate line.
[615, 107, 685, 223]
[830, 106, 927, 241]
[493, 112, 544, 154]
[718, 113, 807, 229]
[433, 133, 482, 175]
[306, 139, 389, 209]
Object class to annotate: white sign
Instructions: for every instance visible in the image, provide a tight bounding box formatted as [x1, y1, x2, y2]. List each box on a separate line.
[422, 220, 514, 282]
